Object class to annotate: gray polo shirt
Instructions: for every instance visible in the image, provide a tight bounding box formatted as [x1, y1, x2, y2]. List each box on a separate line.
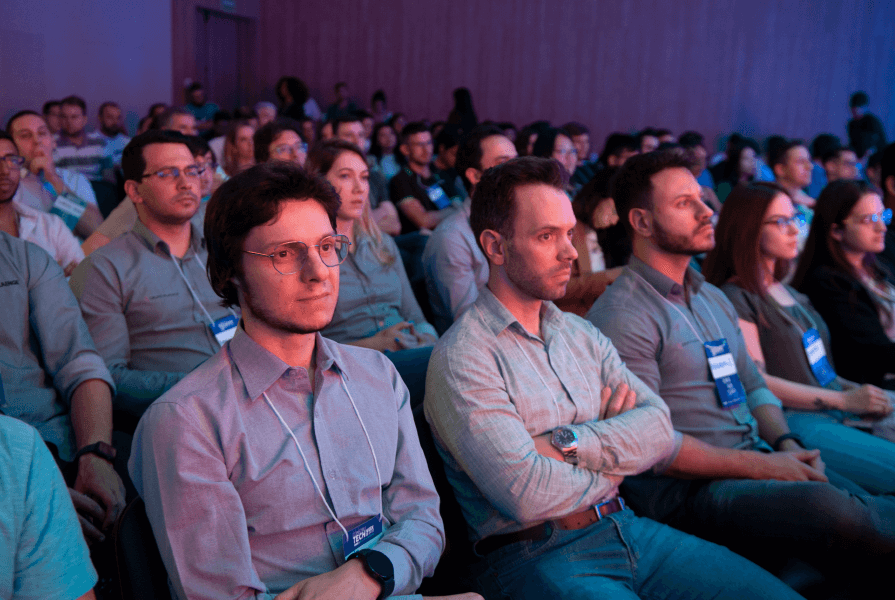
[0, 232, 114, 461]
[70, 219, 234, 417]
[588, 256, 779, 451]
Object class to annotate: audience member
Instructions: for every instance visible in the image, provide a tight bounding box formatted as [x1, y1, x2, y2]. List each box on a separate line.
[370, 122, 401, 181]
[848, 91, 887, 159]
[678, 131, 714, 188]
[0, 131, 83, 274]
[0, 416, 98, 600]
[571, 132, 639, 189]
[562, 121, 594, 165]
[446, 87, 478, 135]
[432, 127, 466, 200]
[638, 127, 661, 153]
[793, 179, 895, 391]
[299, 115, 318, 146]
[866, 149, 883, 190]
[333, 113, 367, 150]
[54, 96, 110, 182]
[554, 169, 625, 315]
[821, 145, 859, 183]
[806, 133, 841, 198]
[423, 125, 517, 333]
[589, 150, 895, 589]
[531, 127, 577, 180]
[254, 100, 277, 127]
[182, 82, 219, 133]
[325, 81, 359, 121]
[425, 155, 801, 600]
[0, 230, 124, 545]
[97, 101, 131, 167]
[70, 130, 237, 424]
[655, 128, 676, 144]
[253, 118, 307, 167]
[709, 135, 758, 202]
[390, 121, 459, 233]
[7, 110, 102, 238]
[222, 119, 256, 176]
[388, 112, 407, 135]
[876, 143, 895, 274]
[42, 100, 63, 135]
[370, 89, 391, 123]
[703, 181, 895, 492]
[153, 106, 197, 136]
[275, 75, 310, 121]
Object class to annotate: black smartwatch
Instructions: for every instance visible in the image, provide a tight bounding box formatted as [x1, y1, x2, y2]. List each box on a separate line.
[73, 441, 117, 464]
[352, 549, 394, 600]
[773, 433, 805, 451]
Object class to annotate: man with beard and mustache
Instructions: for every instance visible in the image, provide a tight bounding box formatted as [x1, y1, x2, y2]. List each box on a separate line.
[70, 130, 237, 427]
[425, 157, 800, 600]
[588, 149, 895, 595]
[128, 162, 475, 600]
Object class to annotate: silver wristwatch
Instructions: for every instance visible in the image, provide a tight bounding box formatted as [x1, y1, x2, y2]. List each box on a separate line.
[551, 426, 579, 465]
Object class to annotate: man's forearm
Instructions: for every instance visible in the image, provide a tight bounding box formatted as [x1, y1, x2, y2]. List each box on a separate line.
[664, 434, 760, 479]
[751, 403, 792, 448]
[70, 379, 114, 449]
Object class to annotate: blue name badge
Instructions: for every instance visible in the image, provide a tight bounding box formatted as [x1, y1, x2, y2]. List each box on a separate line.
[343, 515, 384, 560]
[425, 183, 451, 209]
[704, 339, 747, 409]
[50, 194, 88, 231]
[803, 328, 836, 387]
[210, 314, 239, 345]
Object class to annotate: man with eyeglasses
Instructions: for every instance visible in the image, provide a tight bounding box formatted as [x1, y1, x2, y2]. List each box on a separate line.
[254, 118, 308, 167]
[128, 162, 476, 600]
[0, 130, 83, 274]
[70, 130, 237, 430]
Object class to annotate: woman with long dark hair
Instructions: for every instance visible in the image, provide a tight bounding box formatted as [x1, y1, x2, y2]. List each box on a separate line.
[703, 181, 895, 493]
[710, 137, 759, 202]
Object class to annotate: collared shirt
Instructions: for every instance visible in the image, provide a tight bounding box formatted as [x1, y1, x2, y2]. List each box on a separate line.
[69, 219, 233, 417]
[0, 232, 114, 461]
[54, 130, 111, 181]
[321, 233, 436, 343]
[0, 416, 97, 599]
[422, 198, 489, 334]
[425, 287, 676, 541]
[129, 328, 444, 600]
[12, 201, 84, 269]
[14, 168, 98, 210]
[588, 256, 779, 451]
[98, 132, 131, 167]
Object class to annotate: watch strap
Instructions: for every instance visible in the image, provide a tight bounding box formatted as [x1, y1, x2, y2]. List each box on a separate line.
[353, 549, 395, 600]
[773, 433, 805, 451]
[73, 441, 117, 464]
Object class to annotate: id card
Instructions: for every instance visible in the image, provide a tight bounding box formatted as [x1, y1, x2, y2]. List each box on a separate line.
[50, 194, 87, 231]
[210, 314, 239, 345]
[426, 183, 451, 209]
[803, 328, 836, 386]
[343, 515, 384, 560]
[704, 339, 746, 408]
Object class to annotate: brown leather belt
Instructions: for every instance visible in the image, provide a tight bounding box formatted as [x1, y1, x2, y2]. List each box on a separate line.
[475, 497, 626, 556]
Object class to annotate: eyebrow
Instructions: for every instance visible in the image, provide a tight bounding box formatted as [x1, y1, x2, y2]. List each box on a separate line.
[263, 231, 339, 250]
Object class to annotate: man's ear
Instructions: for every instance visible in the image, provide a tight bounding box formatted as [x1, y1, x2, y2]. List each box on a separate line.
[772, 163, 784, 181]
[479, 229, 506, 266]
[628, 207, 652, 238]
[124, 180, 141, 204]
[399, 143, 409, 158]
[465, 167, 482, 189]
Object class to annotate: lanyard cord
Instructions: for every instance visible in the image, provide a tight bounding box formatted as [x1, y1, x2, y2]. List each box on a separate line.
[169, 252, 237, 327]
[765, 286, 818, 335]
[630, 270, 724, 343]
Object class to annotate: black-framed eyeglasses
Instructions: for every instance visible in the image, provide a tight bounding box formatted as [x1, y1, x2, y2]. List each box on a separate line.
[0, 154, 26, 168]
[762, 213, 807, 230]
[854, 209, 893, 226]
[243, 235, 350, 274]
[139, 165, 206, 181]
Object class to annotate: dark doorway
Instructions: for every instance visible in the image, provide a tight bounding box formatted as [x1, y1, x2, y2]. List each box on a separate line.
[194, 8, 253, 112]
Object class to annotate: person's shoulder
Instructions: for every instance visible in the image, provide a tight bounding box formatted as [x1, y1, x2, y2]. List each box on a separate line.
[0, 232, 56, 278]
[589, 267, 641, 312]
[141, 348, 235, 425]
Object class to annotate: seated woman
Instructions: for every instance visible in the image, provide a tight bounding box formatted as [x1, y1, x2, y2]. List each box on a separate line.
[709, 136, 759, 202]
[703, 181, 895, 494]
[306, 140, 437, 401]
[793, 179, 895, 392]
[531, 127, 578, 181]
[370, 122, 401, 182]
[222, 120, 255, 176]
[554, 169, 626, 315]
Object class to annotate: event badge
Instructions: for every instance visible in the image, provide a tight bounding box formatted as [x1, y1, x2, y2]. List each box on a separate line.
[802, 328, 836, 386]
[704, 339, 746, 409]
[210, 314, 239, 345]
[343, 515, 384, 560]
[425, 183, 451, 209]
[50, 194, 88, 231]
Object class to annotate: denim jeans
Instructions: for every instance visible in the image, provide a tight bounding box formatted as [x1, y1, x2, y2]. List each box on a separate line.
[474, 509, 802, 599]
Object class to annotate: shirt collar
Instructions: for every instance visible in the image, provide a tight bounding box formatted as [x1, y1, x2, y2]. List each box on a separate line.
[132, 217, 205, 257]
[627, 254, 705, 301]
[228, 326, 347, 401]
[475, 285, 565, 340]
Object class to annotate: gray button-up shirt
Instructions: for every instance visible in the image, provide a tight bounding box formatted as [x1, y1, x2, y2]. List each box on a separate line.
[425, 287, 676, 541]
[69, 219, 234, 416]
[0, 232, 114, 461]
[422, 199, 489, 334]
[321, 233, 436, 343]
[588, 256, 780, 451]
[129, 327, 444, 600]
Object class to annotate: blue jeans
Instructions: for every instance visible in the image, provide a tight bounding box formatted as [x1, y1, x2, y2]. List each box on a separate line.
[474, 509, 801, 599]
[786, 409, 895, 494]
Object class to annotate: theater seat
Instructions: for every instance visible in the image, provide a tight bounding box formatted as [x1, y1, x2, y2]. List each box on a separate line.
[112, 497, 172, 600]
[412, 402, 479, 595]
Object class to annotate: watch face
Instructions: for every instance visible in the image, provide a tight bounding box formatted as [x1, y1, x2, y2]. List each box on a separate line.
[553, 427, 577, 448]
[365, 549, 394, 581]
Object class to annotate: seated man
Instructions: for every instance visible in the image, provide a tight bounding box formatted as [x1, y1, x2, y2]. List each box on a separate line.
[821, 145, 859, 183]
[254, 118, 307, 167]
[422, 125, 516, 333]
[588, 149, 895, 588]
[54, 96, 112, 182]
[97, 101, 131, 167]
[389, 121, 459, 234]
[7, 110, 102, 238]
[0, 416, 98, 600]
[130, 162, 452, 599]
[0, 231, 124, 546]
[70, 131, 237, 424]
[0, 130, 83, 275]
[425, 156, 800, 600]
[152, 107, 197, 136]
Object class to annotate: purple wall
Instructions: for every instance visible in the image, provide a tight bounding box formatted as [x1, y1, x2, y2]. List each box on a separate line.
[256, 0, 894, 151]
